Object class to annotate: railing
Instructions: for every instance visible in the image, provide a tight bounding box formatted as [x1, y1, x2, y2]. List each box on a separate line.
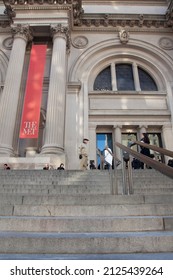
[115, 141, 173, 195]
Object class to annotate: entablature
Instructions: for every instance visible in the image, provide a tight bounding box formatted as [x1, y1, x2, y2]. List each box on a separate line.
[1, 0, 173, 31]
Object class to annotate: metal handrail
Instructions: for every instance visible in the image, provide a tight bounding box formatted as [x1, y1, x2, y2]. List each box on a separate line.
[115, 142, 173, 179]
[134, 141, 173, 158]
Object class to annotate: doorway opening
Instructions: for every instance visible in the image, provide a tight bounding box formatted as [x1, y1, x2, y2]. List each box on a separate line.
[96, 133, 113, 169]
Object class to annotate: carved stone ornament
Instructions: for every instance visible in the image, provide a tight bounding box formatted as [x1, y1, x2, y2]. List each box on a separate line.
[51, 24, 71, 52]
[159, 37, 173, 50]
[72, 36, 88, 49]
[119, 29, 129, 44]
[2, 37, 13, 50]
[11, 24, 33, 42]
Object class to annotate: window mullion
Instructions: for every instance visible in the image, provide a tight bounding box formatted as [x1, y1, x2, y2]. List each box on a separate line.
[133, 62, 141, 91]
[111, 63, 117, 91]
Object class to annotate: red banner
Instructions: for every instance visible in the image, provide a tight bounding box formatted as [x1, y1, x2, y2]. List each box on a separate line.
[19, 45, 47, 138]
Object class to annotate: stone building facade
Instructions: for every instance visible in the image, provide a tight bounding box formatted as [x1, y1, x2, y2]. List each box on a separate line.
[0, 0, 173, 169]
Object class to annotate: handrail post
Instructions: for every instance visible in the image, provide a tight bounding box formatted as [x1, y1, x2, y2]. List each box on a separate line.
[111, 155, 118, 195]
[127, 157, 133, 194]
[122, 151, 133, 195]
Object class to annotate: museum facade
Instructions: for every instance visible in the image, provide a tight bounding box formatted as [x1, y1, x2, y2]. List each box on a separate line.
[0, 0, 173, 169]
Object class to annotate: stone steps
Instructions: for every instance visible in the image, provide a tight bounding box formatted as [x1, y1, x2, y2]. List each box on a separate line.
[0, 169, 173, 256]
[1, 194, 173, 205]
[0, 216, 172, 232]
[1, 203, 173, 217]
[133, 188, 173, 194]
[0, 231, 173, 254]
[0, 186, 110, 195]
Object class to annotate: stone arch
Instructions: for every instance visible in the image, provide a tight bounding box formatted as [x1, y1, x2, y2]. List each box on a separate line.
[69, 38, 173, 92]
[69, 38, 173, 142]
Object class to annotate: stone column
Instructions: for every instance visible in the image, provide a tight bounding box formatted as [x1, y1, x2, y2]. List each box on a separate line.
[139, 125, 147, 139]
[113, 125, 122, 163]
[41, 24, 70, 155]
[0, 24, 32, 156]
[65, 82, 81, 170]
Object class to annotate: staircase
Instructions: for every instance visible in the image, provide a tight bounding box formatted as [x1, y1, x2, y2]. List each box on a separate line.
[0, 169, 173, 256]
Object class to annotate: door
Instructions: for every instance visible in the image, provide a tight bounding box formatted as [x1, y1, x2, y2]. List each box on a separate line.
[96, 133, 113, 169]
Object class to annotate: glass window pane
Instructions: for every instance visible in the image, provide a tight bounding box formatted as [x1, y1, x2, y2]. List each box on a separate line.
[116, 64, 135, 91]
[138, 67, 158, 91]
[93, 66, 112, 91]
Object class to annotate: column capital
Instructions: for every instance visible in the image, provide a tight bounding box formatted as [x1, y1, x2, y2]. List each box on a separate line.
[139, 125, 148, 129]
[51, 24, 71, 52]
[113, 125, 122, 129]
[11, 24, 33, 42]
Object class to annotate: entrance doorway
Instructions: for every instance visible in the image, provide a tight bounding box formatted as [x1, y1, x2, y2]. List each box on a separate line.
[96, 133, 113, 169]
[148, 133, 163, 162]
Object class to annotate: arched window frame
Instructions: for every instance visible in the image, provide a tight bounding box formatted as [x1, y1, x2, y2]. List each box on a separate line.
[92, 59, 161, 93]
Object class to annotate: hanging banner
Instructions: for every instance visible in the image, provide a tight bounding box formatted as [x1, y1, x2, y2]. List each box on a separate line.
[19, 44, 47, 138]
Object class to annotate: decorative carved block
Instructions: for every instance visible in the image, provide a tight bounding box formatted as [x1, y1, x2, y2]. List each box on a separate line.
[72, 36, 88, 49]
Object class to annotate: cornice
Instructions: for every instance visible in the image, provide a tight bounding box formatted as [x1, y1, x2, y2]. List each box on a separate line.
[1, 0, 173, 30]
[3, 0, 83, 25]
[74, 13, 173, 30]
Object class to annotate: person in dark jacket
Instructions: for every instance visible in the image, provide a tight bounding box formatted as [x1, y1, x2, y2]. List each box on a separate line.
[140, 133, 150, 169]
[57, 163, 65, 170]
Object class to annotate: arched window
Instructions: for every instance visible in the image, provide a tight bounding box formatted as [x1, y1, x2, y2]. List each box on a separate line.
[93, 66, 112, 91]
[116, 64, 135, 91]
[138, 67, 158, 91]
[93, 63, 158, 92]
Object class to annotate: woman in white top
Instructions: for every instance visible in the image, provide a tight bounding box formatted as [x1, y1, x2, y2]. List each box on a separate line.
[104, 145, 113, 169]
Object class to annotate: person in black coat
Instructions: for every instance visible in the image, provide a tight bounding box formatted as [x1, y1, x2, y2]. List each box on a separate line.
[140, 133, 150, 169]
[57, 163, 65, 170]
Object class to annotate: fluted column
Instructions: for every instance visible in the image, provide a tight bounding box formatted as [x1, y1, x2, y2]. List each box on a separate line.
[0, 24, 32, 156]
[41, 24, 70, 154]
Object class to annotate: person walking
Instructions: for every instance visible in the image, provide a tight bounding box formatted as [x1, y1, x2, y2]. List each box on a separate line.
[140, 133, 151, 169]
[104, 145, 113, 169]
[79, 138, 89, 170]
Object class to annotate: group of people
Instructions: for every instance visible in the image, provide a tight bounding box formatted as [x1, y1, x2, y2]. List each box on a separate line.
[79, 138, 121, 170]
[130, 132, 158, 169]
[43, 163, 65, 170]
[2, 133, 171, 171]
[3, 163, 11, 170]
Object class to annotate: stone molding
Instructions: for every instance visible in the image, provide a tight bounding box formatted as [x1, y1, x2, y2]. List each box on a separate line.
[1, 1, 173, 30]
[74, 13, 172, 30]
[3, 0, 83, 25]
